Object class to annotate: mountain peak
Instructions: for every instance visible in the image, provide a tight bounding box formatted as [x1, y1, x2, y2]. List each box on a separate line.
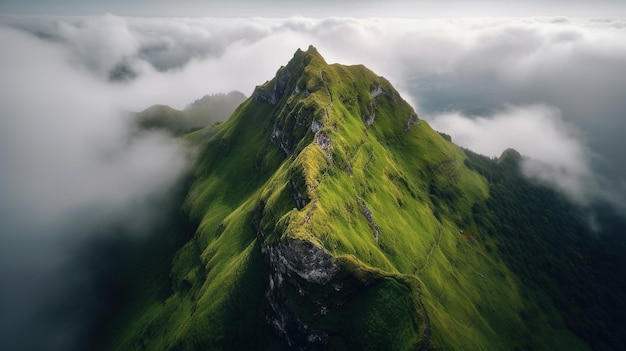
[294, 44, 326, 65]
[249, 45, 418, 159]
[98, 46, 597, 351]
[251, 45, 327, 105]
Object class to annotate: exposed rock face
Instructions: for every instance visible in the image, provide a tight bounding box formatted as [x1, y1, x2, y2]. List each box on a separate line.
[271, 123, 292, 156]
[262, 239, 339, 349]
[253, 87, 278, 104]
[275, 67, 292, 100]
[405, 113, 419, 131]
[314, 132, 331, 153]
[364, 102, 376, 126]
[370, 84, 385, 98]
[310, 119, 323, 134]
[289, 179, 308, 210]
[265, 239, 338, 285]
[359, 199, 380, 244]
[253, 66, 293, 105]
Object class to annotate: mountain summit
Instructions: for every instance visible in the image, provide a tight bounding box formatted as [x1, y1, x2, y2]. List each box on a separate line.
[97, 46, 610, 350]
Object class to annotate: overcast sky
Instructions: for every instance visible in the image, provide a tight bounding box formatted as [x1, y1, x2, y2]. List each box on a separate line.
[2, 0, 626, 17]
[1, 2, 626, 350]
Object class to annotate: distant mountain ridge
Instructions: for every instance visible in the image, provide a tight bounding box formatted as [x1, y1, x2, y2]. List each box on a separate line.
[135, 91, 246, 135]
[95, 46, 626, 351]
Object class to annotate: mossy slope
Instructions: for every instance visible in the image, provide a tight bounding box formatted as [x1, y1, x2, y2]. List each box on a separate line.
[99, 46, 588, 351]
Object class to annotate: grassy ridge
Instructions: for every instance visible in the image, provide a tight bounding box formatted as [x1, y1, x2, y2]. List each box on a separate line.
[98, 46, 590, 350]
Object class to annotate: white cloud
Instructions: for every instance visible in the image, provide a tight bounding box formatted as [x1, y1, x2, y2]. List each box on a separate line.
[0, 26, 187, 223]
[0, 25, 189, 351]
[428, 104, 596, 203]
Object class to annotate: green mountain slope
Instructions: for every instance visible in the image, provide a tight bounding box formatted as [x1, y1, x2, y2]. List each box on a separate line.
[464, 149, 626, 351]
[135, 91, 246, 135]
[96, 46, 606, 350]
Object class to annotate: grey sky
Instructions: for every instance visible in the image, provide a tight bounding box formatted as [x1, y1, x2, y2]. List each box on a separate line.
[2, 0, 626, 17]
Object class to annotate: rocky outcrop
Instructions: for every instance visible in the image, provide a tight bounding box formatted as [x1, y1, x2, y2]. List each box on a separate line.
[314, 132, 331, 153]
[253, 87, 278, 104]
[262, 239, 339, 349]
[271, 123, 292, 156]
[310, 119, 323, 134]
[364, 102, 376, 126]
[404, 113, 419, 131]
[265, 239, 338, 285]
[289, 179, 308, 210]
[253, 66, 293, 105]
[359, 199, 380, 244]
[370, 84, 385, 98]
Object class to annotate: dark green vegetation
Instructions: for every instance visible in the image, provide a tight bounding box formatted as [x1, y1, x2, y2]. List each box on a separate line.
[135, 91, 246, 135]
[95, 46, 626, 350]
[465, 149, 626, 350]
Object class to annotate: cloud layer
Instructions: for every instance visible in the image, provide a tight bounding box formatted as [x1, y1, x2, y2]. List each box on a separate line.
[429, 104, 596, 203]
[0, 25, 189, 350]
[1, 14, 626, 349]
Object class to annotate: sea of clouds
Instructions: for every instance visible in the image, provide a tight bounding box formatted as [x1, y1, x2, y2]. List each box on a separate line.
[1, 14, 625, 350]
